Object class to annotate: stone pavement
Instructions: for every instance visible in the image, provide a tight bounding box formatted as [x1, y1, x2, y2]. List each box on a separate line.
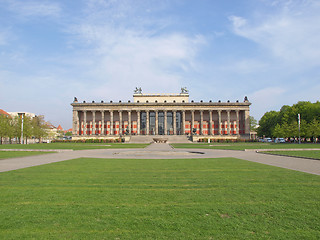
[0, 143, 320, 175]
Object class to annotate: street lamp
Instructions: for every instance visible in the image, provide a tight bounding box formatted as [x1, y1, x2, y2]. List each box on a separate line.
[18, 113, 25, 144]
[298, 113, 301, 144]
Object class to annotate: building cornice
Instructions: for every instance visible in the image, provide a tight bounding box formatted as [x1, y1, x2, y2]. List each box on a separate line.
[71, 101, 251, 107]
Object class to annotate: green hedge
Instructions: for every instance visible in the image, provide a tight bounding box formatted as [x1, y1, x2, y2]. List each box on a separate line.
[52, 138, 124, 143]
[197, 138, 258, 143]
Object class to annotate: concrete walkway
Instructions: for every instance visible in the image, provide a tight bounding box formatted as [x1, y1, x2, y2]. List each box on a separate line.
[1, 143, 320, 175]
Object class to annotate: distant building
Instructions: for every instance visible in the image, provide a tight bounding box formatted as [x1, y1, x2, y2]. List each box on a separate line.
[8, 112, 36, 118]
[57, 125, 63, 131]
[71, 88, 251, 140]
[64, 128, 73, 134]
[46, 123, 59, 139]
[0, 109, 10, 117]
[46, 124, 70, 139]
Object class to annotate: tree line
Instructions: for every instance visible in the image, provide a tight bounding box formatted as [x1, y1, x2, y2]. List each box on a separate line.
[0, 114, 48, 144]
[257, 101, 320, 142]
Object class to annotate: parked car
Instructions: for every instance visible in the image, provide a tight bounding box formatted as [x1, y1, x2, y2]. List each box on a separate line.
[275, 138, 286, 143]
[62, 136, 72, 140]
[263, 138, 273, 143]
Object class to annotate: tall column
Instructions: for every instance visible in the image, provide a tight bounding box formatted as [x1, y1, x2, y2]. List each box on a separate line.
[128, 111, 131, 134]
[101, 111, 105, 135]
[137, 110, 140, 135]
[209, 110, 213, 135]
[110, 110, 113, 135]
[83, 110, 87, 135]
[218, 110, 222, 136]
[200, 110, 203, 135]
[119, 110, 122, 135]
[164, 110, 167, 135]
[236, 110, 240, 135]
[146, 110, 149, 135]
[191, 110, 195, 133]
[72, 110, 79, 135]
[155, 110, 159, 135]
[173, 110, 177, 135]
[227, 110, 231, 136]
[76, 111, 80, 135]
[182, 110, 185, 135]
[92, 111, 96, 135]
[245, 110, 250, 137]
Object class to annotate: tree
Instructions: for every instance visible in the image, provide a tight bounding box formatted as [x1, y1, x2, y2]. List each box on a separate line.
[22, 116, 33, 144]
[273, 123, 285, 138]
[287, 121, 299, 139]
[258, 101, 320, 141]
[257, 111, 279, 137]
[249, 116, 258, 131]
[31, 116, 48, 142]
[0, 114, 50, 144]
[9, 116, 20, 144]
[300, 119, 310, 138]
[0, 115, 10, 144]
[308, 119, 320, 143]
[65, 131, 72, 137]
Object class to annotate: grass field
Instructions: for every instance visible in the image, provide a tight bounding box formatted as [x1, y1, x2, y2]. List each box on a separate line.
[0, 142, 149, 150]
[0, 158, 319, 239]
[0, 151, 53, 159]
[171, 142, 320, 151]
[263, 150, 320, 160]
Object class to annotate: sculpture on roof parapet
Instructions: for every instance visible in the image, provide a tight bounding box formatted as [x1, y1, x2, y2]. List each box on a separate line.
[74, 97, 78, 103]
[181, 87, 189, 94]
[244, 96, 249, 102]
[134, 87, 142, 94]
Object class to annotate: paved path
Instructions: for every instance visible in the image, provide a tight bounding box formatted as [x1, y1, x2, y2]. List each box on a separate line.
[1, 143, 320, 175]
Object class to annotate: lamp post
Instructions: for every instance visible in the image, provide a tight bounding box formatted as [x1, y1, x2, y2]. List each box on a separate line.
[18, 113, 25, 144]
[298, 113, 301, 144]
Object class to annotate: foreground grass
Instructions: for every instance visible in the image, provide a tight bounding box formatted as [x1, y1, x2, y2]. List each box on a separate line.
[0, 151, 54, 159]
[172, 142, 320, 151]
[263, 150, 320, 160]
[0, 158, 319, 239]
[0, 142, 149, 150]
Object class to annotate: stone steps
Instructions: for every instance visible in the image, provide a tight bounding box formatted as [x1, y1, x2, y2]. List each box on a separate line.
[128, 135, 191, 143]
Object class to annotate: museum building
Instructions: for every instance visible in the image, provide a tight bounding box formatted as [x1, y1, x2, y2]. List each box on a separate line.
[71, 88, 251, 140]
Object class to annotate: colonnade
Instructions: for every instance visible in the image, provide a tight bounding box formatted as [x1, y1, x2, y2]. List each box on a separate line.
[73, 109, 249, 136]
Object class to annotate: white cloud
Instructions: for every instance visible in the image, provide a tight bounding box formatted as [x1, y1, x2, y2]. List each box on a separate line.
[249, 80, 320, 121]
[79, 28, 205, 98]
[219, 59, 267, 74]
[65, 1, 206, 99]
[228, 16, 247, 29]
[249, 87, 286, 119]
[229, 1, 320, 67]
[6, 0, 61, 18]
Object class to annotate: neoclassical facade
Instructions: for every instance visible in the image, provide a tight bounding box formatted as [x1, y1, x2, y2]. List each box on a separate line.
[71, 89, 251, 139]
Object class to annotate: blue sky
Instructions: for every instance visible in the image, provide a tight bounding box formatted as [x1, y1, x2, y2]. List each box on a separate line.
[1, 0, 320, 129]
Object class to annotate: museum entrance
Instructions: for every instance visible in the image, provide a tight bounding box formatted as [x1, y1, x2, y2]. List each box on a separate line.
[149, 112, 156, 135]
[140, 112, 146, 135]
[167, 112, 173, 135]
[158, 112, 164, 135]
[176, 111, 182, 135]
[140, 111, 182, 135]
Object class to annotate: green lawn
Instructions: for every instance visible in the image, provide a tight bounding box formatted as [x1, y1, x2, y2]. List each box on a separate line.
[0, 151, 54, 159]
[263, 150, 320, 160]
[0, 158, 319, 239]
[0, 142, 149, 150]
[172, 142, 320, 151]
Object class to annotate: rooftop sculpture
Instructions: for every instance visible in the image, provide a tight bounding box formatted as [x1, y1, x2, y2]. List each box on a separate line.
[181, 87, 189, 94]
[134, 87, 142, 94]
